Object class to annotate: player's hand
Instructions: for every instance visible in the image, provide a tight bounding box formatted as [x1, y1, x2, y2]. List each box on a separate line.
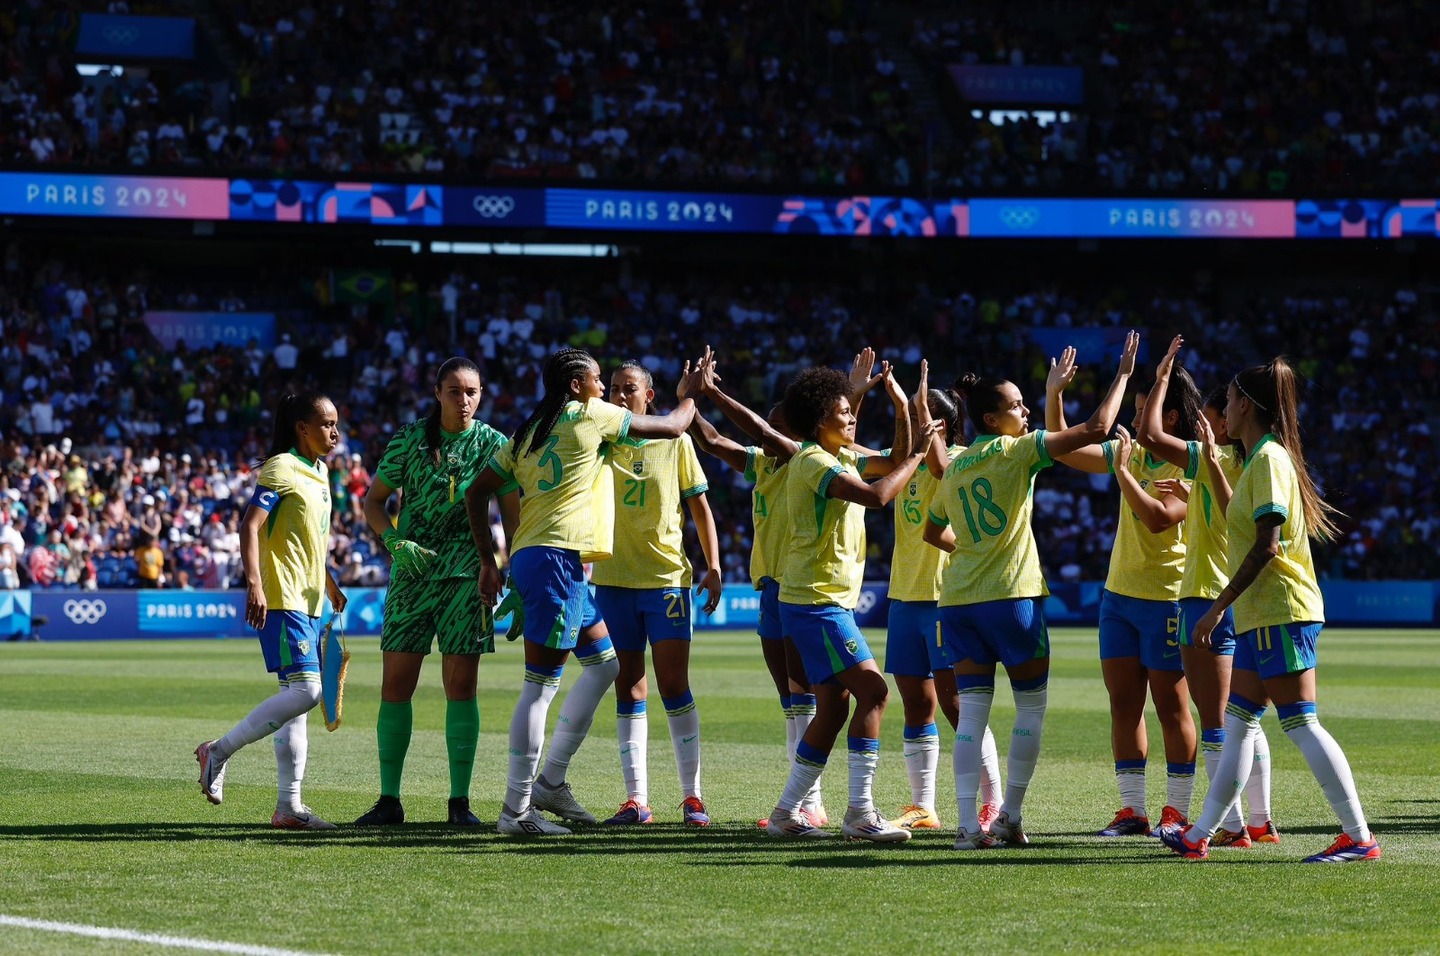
[387, 537, 437, 584]
[848, 347, 880, 396]
[882, 362, 906, 407]
[677, 346, 713, 401]
[1156, 334, 1182, 381]
[326, 577, 348, 614]
[1191, 605, 1221, 650]
[912, 359, 932, 426]
[911, 419, 943, 456]
[1114, 423, 1132, 463]
[477, 562, 503, 607]
[245, 583, 267, 631]
[1046, 346, 1077, 393]
[1117, 330, 1140, 377]
[495, 577, 524, 640]
[1197, 411, 1220, 462]
[695, 568, 722, 615]
[1153, 478, 1190, 503]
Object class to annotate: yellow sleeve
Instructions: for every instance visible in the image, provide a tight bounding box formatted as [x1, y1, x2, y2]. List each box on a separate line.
[677, 433, 708, 498]
[586, 398, 633, 443]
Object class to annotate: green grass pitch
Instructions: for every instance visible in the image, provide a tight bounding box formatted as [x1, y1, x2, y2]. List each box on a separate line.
[1, 628, 1437, 955]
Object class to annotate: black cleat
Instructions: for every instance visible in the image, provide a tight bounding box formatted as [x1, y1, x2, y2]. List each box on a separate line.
[448, 797, 482, 826]
[354, 795, 405, 826]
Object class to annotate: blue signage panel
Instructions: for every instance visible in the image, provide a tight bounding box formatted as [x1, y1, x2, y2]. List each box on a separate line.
[1, 590, 32, 639]
[32, 591, 139, 640]
[77, 14, 196, 60]
[968, 199, 1296, 238]
[143, 311, 276, 351]
[948, 65, 1085, 105]
[443, 187, 546, 228]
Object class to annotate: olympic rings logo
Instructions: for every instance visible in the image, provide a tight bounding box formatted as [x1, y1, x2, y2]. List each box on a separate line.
[102, 26, 141, 45]
[471, 195, 516, 218]
[64, 599, 108, 625]
[999, 205, 1040, 230]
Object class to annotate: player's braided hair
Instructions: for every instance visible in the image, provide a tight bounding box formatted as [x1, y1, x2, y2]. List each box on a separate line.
[782, 366, 850, 441]
[425, 356, 481, 467]
[515, 348, 598, 456]
[615, 359, 655, 413]
[262, 390, 331, 464]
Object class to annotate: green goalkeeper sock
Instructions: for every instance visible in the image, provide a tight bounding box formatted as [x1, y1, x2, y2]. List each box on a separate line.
[446, 697, 480, 800]
[376, 699, 413, 799]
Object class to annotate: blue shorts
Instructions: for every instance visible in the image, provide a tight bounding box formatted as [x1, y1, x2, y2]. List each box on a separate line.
[757, 577, 783, 641]
[1098, 590, 1183, 672]
[511, 546, 586, 651]
[593, 585, 691, 652]
[1178, 597, 1236, 656]
[1234, 621, 1321, 680]
[258, 610, 321, 681]
[885, 600, 949, 677]
[580, 588, 602, 631]
[780, 602, 873, 685]
[939, 598, 1048, 669]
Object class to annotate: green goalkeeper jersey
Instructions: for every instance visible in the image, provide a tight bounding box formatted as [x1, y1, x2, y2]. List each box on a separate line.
[376, 418, 507, 579]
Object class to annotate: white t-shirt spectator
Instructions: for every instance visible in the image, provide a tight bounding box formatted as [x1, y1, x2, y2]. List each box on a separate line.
[273, 336, 299, 370]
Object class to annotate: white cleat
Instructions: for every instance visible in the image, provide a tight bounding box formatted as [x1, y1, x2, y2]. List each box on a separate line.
[764, 808, 834, 839]
[272, 806, 338, 830]
[532, 779, 597, 825]
[954, 827, 1002, 850]
[195, 740, 227, 805]
[497, 809, 572, 836]
[840, 808, 912, 844]
[989, 810, 1030, 845]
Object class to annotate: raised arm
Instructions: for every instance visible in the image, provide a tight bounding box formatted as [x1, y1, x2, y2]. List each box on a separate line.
[1044, 331, 1140, 462]
[701, 375, 799, 461]
[626, 349, 713, 440]
[1112, 427, 1186, 534]
[858, 368, 912, 478]
[687, 411, 750, 473]
[1135, 334, 1191, 469]
[829, 420, 942, 508]
[847, 347, 885, 420]
[1197, 414, 1234, 516]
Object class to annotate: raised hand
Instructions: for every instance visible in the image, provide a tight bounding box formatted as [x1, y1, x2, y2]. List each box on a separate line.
[677, 346, 713, 401]
[1114, 423, 1133, 463]
[1196, 410, 1219, 459]
[912, 359, 932, 425]
[1117, 330, 1140, 377]
[849, 347, 879, 395]
[1156, 334, 1183, 381]
[1047, 346, 1078, 393]
[882, 361, 906, 406]
[910, 418, 943, 456]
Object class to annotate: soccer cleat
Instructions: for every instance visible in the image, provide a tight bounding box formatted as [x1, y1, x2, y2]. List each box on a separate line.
[681, 796, 711, 827]
[1211, 827, 1253, 849]
[765, 808, 833, 838]
[894, 805, 942, 830]
[1303, 833, 1382, 864]
[841, 808, 912, 843]
[978, 802, 1000, 832]
[271, 806, 338, 830]
[954, 827, 1001, 850]
[1248, 820, 1281, 844]
[802, 797, 829, 827]
[353, 795, 405, 826]
[497, 809, 572, 836]
[447, 797, 482, 826]
[195, 740, 227, 805]
[532, 779, 598, 825]
[1159, 825, 1210, 860]
[1098, 807, 1151, 837]
[1157, 805, 1189, 833]
[989, 811, 1030, 846]
[603, 799, 653, 825]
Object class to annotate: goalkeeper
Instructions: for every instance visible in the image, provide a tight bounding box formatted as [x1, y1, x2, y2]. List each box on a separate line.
[354, 358, 508, 828]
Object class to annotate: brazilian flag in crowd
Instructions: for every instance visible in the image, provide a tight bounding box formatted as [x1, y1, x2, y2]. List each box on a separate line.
[330, 269, 394, 305]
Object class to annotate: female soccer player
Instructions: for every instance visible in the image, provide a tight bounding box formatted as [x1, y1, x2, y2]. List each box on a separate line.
[593, 361, 723, 827]
[465, 347, 710, 836]
[353, 357, 508, 828]
[763, 364, 938, 843]
[1047, 343, 1197, 836]
[1163, 359, 1380, 863]
[927, 333, 1138, 849]
[195, 391, 346, 829]
[886, 362, 1002, 832]
[1136, 337, 1277, 847]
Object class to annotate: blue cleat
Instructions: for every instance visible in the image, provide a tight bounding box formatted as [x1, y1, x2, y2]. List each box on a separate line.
[1159, 825, 1210, 860]
[1098, 807, 1151, 837]
[603, 799, 654, 825]
[1303, 833, 1381, 864]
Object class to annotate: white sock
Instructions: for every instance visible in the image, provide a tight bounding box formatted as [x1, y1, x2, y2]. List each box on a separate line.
[953, 686, 995, 833]
[1282, 703, 1370, 842]
[1166, 761, 1197, 817]
[539, 648, 618, 787]
[273, 710, 308, 813]
[1002, 685, 1047, 822]
[846, 738, 880, 813]
[215, 679, 320, 760]
[779, 741, 827, 813]
[1245, 728, 1273, 827]
[503, 666, 562, 816]
[1201, 727, 1243, 831]
[617, 698, 649, 805]
[980, 724, 1002, 809]
[902, 723, 940, 810]
[1116, 761, 1147, 815]
[664, 691, 701, 800]
[1193, 708, 1259, 838]
[783, 695, 796, 759]
[792, 694, 822, 810]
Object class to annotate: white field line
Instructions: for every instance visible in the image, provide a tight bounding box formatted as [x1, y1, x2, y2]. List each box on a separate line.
[0, 914, 337, 956]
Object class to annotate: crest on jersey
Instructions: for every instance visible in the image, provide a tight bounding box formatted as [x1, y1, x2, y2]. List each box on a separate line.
[844, 639, 859, 656]
[297, 640, 311, 655]
[447, 452, 461, 470]
[633, 460, 645, 475]
[908, 482, 918, 497]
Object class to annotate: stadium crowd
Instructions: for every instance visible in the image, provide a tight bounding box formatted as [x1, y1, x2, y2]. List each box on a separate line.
[2, 247, 1435, 593]
[3, 1, 1437, 192]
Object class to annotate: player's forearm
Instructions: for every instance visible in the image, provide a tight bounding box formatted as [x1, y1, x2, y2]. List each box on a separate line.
[1212, 525, 1281, 613]
[464, 483, 497, 566]
[1204, 454, 1234, 516]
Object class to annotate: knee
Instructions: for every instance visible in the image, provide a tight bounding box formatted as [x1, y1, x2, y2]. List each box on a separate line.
[286, 679, 322, 710]
[587, 655, 621, 685]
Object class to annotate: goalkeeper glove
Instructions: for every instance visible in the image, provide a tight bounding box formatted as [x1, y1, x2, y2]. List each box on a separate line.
[382, 528, 436, 584]
[495, 577, 524, 641]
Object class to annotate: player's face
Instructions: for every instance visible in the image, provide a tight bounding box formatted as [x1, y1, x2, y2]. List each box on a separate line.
[609, 367, 654, 414]
[436, 368, 482, 431]
[1202, 404, 1229, 444]
[571, 362, 605, 401]
[1132, 393, 1146, 432]
[297, 399, 340, 460]
[1224, 383, 1245, 433]
[985, 382, 1029, 436]
[816, 395, 856, 452]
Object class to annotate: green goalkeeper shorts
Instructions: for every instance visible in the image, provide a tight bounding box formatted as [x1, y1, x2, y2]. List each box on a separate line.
[381, 575, 495, 656]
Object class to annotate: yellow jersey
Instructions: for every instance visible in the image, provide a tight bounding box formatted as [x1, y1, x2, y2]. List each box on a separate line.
[890, 445, 964, 602]
[1227, 435, 1325, 631]
[1179, 442, 1244, 600]
[779, 443, 868, 608]
[745, 448, 789, 589]
[931, 432, 1052, 606]
[253, 450, 331, 617]
[1102, 440, 1188, 601]
[490, 399, 632, 556]
[591, 433, 708, 589]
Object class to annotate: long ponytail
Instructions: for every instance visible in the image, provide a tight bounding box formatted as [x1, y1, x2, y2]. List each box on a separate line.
[514, 348, 597, 456]
[1232, 357, 1341, 541]
[425, 356, 481, 467]
[261, 391, 329, 464]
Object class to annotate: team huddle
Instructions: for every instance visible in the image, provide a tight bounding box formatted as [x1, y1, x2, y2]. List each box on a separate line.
[193, 334, 1381, 863]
